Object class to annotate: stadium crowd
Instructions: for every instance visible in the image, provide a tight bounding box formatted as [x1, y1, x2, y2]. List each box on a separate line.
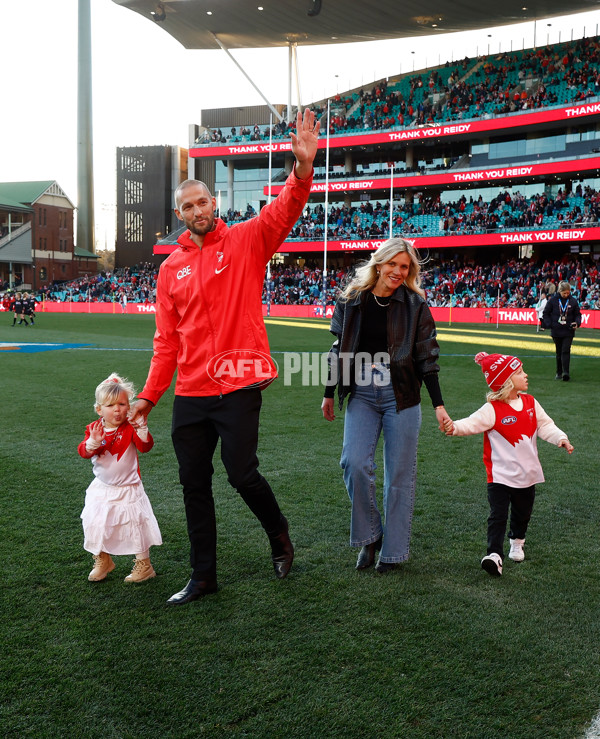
[194, 36, 600, 144]
[37, 263, 158, 305]
[275, 184, 600, 241]
[29, 255, 599, 311]
[216, 185, 600, 245]
[415, 183, 600, 235]
[262, 256, 600, 309]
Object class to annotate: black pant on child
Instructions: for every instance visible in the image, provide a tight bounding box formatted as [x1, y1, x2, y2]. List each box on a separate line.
[171, 389, 283, 581]
[486, 482, 536, 559]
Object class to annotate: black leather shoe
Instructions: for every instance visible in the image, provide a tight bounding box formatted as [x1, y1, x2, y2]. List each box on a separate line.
[356, 536, 383, 570]
[375, 561, 400, 575]
[166, 578, 218, 605]
[562, 374, 570, 381]
[268, 516, 294, 579]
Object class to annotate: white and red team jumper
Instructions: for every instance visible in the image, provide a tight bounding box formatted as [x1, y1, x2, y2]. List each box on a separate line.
[452, 393, 568, 488]
[78, 421, 162, 556]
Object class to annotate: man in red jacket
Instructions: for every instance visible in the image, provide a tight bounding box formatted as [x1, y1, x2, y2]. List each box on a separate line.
[130, 108, 320, 604]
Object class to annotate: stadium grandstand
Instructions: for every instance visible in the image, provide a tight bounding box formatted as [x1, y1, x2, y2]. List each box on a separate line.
[35, 251, 600, 314]
[139, 33, 600, 319]
[19, 32, 599, 329]
[4, 5, 600, 329]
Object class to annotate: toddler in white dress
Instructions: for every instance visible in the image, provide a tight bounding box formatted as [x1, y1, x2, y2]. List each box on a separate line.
[78, 373, 162, 582]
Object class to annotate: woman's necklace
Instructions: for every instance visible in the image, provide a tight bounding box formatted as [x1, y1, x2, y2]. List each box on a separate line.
[372, 292, 391, 307]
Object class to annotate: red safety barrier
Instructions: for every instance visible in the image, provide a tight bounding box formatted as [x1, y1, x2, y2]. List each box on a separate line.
[20, 300, 600, 329]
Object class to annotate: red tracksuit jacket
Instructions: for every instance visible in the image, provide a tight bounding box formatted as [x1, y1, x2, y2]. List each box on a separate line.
[140, 167, 312, 404]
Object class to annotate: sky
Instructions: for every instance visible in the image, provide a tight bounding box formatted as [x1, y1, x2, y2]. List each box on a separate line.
[1, 1, 599, 249]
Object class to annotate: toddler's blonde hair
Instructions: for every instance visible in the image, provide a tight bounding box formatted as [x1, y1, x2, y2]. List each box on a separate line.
[486, 378, 515, 403]
[94, 373, 136, 410]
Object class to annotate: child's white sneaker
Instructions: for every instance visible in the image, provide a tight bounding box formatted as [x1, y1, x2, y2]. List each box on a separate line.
[124, 558, 156, 583]
[88, 552, 115, 581]
[481, 553, 503, 577]
[509, 538, 525, 562]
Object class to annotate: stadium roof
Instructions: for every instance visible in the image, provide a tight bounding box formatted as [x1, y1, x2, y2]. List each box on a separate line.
[112, 0, 599, 50]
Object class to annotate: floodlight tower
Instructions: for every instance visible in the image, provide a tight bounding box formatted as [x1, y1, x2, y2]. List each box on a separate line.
[77, 0, 95, 253]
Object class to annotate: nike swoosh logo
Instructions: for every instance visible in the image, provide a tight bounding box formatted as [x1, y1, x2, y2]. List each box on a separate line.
[215, 265, 229, 275]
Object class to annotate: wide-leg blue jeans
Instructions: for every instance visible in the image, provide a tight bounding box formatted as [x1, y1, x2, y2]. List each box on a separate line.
[340, 364, 421, 563]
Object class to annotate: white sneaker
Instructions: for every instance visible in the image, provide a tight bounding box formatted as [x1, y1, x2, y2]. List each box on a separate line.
[509, 538, 525, 562]
[481, 553, 503, 577]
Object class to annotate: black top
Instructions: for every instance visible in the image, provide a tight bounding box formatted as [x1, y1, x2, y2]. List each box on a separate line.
[324, 287, 444, 409]
[542, 293, 582, 337]
[356, 292, 390, 356]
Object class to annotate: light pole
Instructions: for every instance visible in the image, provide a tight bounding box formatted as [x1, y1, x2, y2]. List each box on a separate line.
[389, 163, 394, 239]
[77, 0, 95, 255]
[321, 99, 331, 319]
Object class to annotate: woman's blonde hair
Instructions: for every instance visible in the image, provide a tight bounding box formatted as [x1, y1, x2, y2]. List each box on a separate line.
[94, 373, 135, 410]
[340, 238, 425, 301]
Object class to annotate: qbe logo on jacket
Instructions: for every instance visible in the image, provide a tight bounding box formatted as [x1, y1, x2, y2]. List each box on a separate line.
[207, 350, 278, 389]
[177, 265, 192, 280]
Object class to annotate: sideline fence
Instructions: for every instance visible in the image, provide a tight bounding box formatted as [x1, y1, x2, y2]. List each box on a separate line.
[6, 301, 600, 329]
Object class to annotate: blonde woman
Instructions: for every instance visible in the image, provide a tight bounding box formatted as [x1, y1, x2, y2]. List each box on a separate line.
[322, 238, 450, 573]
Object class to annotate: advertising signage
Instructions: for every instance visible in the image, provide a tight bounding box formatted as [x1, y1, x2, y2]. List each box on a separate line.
[154, 227, 600, 256]
[189, 102, 600, 160]
[262, 157, 600, 196]
[277, 228, 600, 252]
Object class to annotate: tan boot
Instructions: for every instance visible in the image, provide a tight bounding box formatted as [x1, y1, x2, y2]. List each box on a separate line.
[88, 552, 115, 581]
[124, 558, 156, 583]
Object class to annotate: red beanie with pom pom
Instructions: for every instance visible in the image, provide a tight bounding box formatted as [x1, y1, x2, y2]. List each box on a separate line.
[474, 351, 522, 390]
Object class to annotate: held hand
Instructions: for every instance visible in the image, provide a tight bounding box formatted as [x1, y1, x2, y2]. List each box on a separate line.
[129, 399, 153, 427]
[321, 397, 335, 422]
[290, 108, 320, 180]
[129, 416, 149, 431]
[434, 406, 451, 433]
[89, 419, 105, 444]
[559, 438, 574, 454]
[441, 416, 455, 436]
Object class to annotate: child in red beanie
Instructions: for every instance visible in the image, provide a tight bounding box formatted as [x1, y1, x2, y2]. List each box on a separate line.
[444, 352, 573, 577]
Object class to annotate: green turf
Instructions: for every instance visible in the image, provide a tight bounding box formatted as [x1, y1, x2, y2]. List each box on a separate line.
[1, 314, 599, 738]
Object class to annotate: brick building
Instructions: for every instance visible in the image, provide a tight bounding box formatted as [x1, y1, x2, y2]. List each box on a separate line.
[0, 181, 97, 290]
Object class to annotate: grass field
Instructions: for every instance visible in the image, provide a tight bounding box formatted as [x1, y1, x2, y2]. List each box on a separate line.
[1, 313, 600, 738]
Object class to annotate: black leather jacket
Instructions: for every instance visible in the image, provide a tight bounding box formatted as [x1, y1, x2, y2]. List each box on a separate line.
[325, 285, 441, 411]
